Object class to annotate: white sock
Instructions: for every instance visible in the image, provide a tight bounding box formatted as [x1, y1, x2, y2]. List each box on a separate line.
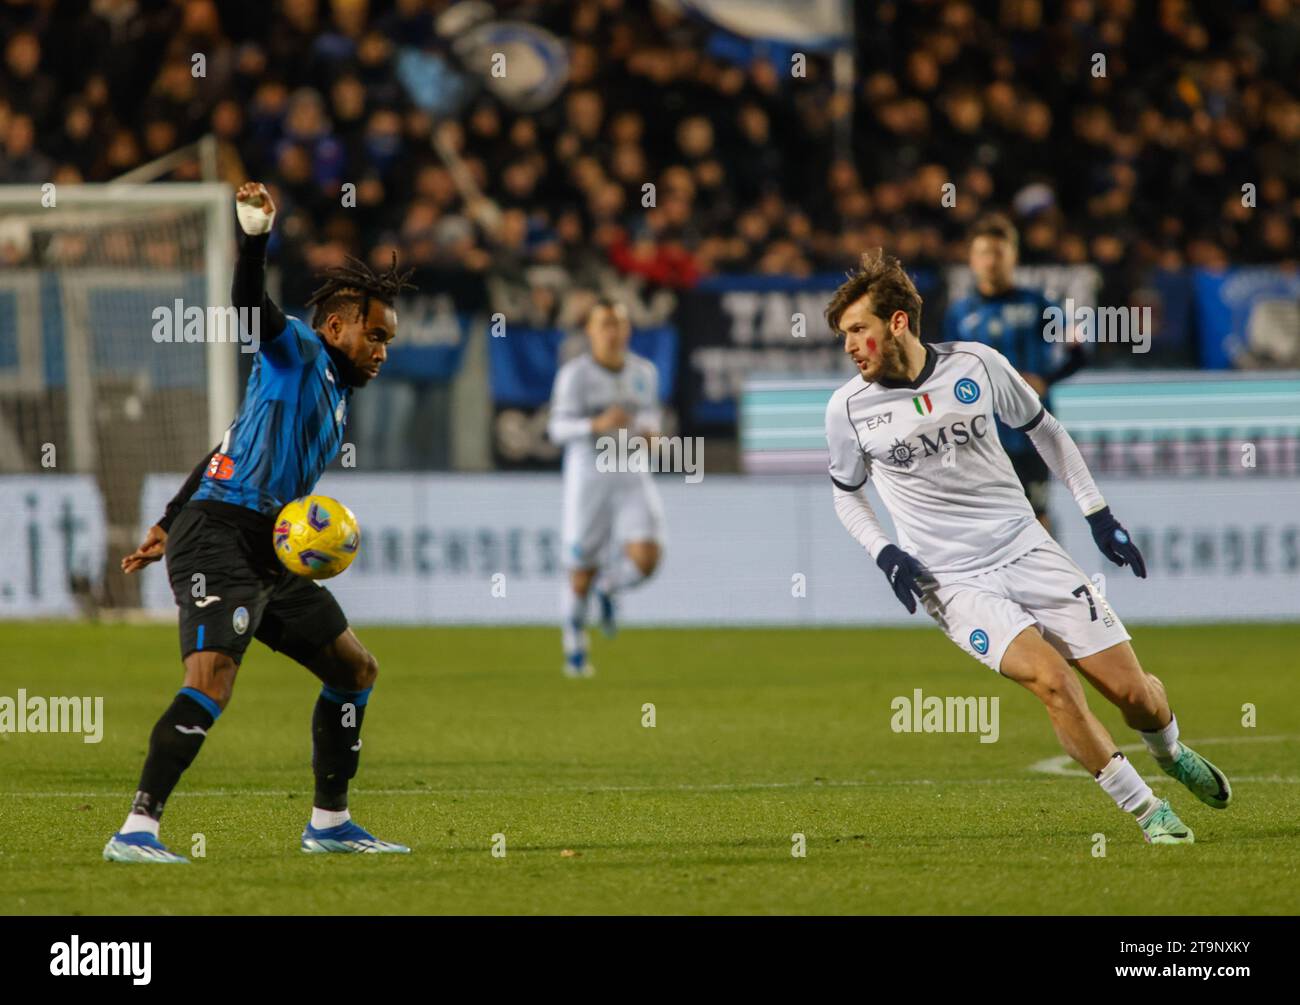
[119, 812, 160, 837]
[596, 556, 650, 595]
[1096, 753, 1160, 821]
[1140, 713, 1181, 762]
[561, 587, 588, 666]
[311, 807, 351, 829]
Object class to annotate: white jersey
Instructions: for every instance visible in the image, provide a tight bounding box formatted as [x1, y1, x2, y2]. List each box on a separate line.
[825, 341, 1051, 579]
[548, 351, 665, 568]
[548, 351, 662, 477]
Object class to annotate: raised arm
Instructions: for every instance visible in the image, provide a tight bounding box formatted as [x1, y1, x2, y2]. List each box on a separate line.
[232, 182, 286, 343]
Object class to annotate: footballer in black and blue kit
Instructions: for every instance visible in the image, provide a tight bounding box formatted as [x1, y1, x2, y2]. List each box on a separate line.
[943, 214, 1084, 527]
[105, 182, 416, 863]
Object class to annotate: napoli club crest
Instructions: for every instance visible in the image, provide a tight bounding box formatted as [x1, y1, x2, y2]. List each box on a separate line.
[954, 378, 981, 404]
[969, 629, 990, 655]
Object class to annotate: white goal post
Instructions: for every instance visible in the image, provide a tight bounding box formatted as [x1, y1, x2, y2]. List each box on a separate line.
[0, 182, 238, 606]
[0, 182, 237, 465]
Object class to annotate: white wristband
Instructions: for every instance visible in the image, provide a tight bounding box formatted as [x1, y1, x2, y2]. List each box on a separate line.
[236, 199, 274, 235]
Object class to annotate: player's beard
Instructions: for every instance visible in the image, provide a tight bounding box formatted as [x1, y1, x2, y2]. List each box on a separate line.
[324, 341, 375, 387]
[863, 329, 907, 382]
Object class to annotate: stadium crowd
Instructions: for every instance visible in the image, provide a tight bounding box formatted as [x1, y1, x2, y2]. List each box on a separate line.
[1, 0, 1297, 300]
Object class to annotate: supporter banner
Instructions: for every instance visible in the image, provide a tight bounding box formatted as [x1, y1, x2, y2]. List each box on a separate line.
[137, 473, 1297, 626]
[677, 272, 939, 429]
[0, 476, 107, 618]
[1192, 268, 1300, 370]
[1145, 268, 1197, 365]
[677, 275, 855, 428]
[489, 327, 678, 406]
[450, 20, 569, 112]
[682, 0, 850, 49]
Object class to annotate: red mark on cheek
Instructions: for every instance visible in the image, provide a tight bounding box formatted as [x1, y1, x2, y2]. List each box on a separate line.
[866, 338, 878, 352]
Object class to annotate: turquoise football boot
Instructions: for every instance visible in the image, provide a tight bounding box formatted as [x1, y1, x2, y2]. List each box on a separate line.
[1139, 800, 1194, 845]
[1159, 744, 1231, 810]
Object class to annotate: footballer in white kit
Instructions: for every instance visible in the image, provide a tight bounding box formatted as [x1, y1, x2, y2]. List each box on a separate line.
[547, 299, 666, 677]
[824, 250, 1232, 845]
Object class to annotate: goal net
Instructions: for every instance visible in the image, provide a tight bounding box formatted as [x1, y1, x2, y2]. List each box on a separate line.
[0, 183, 235, 608]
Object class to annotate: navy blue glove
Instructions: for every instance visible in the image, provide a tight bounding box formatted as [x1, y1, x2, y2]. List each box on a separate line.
[876, 544, 927, 614]
[1086, 506, 1146, 578]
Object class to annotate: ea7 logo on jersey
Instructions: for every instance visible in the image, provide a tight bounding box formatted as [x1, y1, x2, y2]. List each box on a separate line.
[862, 411, 893, 430]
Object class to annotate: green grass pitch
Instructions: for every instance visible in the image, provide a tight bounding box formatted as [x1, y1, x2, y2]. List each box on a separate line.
[2, 621, 1297, 915]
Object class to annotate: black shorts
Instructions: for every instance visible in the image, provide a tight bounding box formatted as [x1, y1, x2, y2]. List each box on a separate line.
[165, 501, 349, 665]
[1009, 450, 1051, 517]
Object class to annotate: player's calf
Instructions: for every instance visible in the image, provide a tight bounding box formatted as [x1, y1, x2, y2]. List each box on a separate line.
[1000, 630, 1189, 843]
[104, 682, 225, 863]
[1075, 646, 1231, 810]
[592, 541, 662, 640]
[1001, 630, 1114, 772]
[299, 633, 408, 852]
[1073, 642, 1167, 731]
[626, 540, 661, 578]
[561, 568, 597, 675]
[307, 632, 377, 815]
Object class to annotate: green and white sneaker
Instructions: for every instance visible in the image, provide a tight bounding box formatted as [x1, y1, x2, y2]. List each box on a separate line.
[1139, 799, 1194, 845]
[1159, 744, 1231, 809]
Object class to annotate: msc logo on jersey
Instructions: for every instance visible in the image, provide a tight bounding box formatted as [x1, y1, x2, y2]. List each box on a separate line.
[954, 378, 981, 404]
[884, 415, 991, 468]
[969, 629, 990, 655]
[886, 438, 917, 466]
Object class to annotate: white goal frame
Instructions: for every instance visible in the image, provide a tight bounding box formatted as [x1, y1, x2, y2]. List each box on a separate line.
[0, 182, 237, 466]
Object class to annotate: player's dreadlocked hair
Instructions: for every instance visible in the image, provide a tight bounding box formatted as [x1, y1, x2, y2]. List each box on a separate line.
[305, 253, 417, 329]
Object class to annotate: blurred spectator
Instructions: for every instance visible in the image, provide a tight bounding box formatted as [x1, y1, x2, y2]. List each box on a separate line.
[0, 0, 1295, 302]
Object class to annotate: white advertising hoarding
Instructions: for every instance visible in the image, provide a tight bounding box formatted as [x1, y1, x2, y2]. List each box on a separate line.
[137, 473, 1300, 626]
[1048, 478, 1300, 622]
[0, 476, 107, 617]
